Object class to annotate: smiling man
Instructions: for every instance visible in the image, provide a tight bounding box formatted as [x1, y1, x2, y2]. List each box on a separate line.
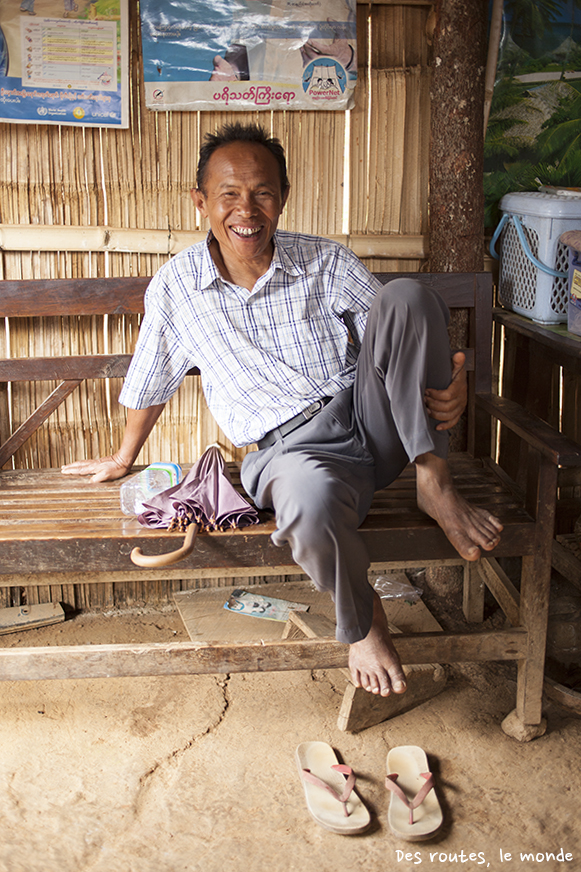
[63, 123, 502, 697]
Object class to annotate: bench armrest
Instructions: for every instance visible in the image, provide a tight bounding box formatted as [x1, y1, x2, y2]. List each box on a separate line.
[476, 392, 581, 467]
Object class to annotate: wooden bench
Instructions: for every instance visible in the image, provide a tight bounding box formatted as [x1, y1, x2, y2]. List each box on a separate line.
[2, 272, 581, 740]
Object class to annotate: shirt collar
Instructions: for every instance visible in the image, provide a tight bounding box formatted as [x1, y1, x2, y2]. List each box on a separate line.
[198, 232, 223, 290]
[271, 232, 305, 278]
[199, 230, 305, 291]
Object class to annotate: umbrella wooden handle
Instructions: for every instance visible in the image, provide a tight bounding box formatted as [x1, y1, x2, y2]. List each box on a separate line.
[130, 523, 198, 568]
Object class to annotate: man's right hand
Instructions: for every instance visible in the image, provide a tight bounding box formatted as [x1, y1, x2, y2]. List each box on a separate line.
[61, 454, 132, 483]
[61, 404, 167, 483]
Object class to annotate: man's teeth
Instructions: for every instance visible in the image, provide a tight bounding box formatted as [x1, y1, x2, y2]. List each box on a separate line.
[232, 226, 261, 237]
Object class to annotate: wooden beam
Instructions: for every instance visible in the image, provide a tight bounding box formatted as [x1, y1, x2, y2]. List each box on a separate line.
[0, 277, 149, 317]
[0, 356, 132, 382]
[0, 630, 527, 681]
[0, 380, 82, 468]
[0, 225, 428, 260]
[552, 538, 581, 593]
[463, 562, 485, 623]
[477, 393, 581, 466]
[477, 557, 521, 627]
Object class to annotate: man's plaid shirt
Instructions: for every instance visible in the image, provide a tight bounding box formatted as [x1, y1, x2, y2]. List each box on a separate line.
[119, 231, 382, 446]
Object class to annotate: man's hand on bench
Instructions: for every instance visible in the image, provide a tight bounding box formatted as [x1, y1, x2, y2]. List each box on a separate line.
[424, 351, 467, 431]
[61, 454, 132, 482]
[61, 405, 166, 483]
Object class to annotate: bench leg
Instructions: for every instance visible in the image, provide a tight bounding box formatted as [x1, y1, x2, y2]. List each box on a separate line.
[502, 550, 553, 743]
[501, 556, 548, 739]
[501, 455, 557, 741]
[462, 561, 484, 623]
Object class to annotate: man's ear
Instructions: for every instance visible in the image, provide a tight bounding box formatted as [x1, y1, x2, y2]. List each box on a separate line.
[191, 188, 208, 218]
[281, 185, 290, 212]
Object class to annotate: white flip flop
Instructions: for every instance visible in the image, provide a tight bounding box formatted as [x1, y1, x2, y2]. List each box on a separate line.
[295, 741, 371, 835]
[385, 745, 443, 840]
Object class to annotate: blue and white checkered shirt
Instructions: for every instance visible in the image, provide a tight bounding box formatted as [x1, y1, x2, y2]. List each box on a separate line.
[119, 231, 382, 446]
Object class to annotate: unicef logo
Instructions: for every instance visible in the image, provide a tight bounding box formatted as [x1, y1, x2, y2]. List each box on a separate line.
[37, 106, 48, 116]
[302, 58, 346, 101]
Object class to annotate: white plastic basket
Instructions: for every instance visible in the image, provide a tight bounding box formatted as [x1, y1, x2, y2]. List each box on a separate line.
[491, 192, 581, 324]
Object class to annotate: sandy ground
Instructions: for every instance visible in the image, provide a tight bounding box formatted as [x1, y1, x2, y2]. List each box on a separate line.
[0, 592, 579, 872]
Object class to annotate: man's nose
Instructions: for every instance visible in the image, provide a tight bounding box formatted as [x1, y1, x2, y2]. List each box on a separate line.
[236, 192, 258, 215]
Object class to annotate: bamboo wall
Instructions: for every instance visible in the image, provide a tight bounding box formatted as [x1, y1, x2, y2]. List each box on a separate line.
[0, 0, 432, 473]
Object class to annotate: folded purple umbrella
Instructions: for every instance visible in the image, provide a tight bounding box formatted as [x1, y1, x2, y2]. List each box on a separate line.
[130, 446, 259, 568]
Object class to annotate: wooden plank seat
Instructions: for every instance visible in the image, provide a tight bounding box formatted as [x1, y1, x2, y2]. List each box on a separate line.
[2, 272, 581, 741]
[0, 457, 534, 573]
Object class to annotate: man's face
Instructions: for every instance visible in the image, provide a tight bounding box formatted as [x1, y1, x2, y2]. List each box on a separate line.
[192, 141, 289, 269]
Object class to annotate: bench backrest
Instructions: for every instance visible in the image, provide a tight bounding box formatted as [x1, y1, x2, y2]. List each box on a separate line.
[0, 272, 493, 465]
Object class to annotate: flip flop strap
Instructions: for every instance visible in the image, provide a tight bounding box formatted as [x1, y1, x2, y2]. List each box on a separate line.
[301, 764, 356, 817]
[385, 772, 435, 826]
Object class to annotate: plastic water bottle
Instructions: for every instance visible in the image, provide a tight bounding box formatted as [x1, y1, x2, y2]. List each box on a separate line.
[120, 462, 182, 515]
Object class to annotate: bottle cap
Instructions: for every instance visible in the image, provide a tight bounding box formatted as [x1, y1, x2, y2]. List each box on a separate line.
[147, 462, 182, 486]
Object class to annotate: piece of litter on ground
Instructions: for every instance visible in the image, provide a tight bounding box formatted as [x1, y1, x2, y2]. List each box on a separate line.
[224, 590, 310, 622]
[0, 602, 65, 635]
[373, 575, 423, 602]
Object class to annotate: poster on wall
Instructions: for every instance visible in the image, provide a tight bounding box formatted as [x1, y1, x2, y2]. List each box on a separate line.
[139, 0, 357, 112]
[0, 0, 128, 127]
[484, 0, 581, 225]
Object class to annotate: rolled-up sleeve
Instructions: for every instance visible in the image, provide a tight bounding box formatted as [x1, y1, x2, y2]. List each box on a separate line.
[118, 274, 195, 409]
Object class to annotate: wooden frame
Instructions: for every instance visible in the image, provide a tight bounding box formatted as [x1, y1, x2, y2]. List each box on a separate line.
[2, 273, 581, 740]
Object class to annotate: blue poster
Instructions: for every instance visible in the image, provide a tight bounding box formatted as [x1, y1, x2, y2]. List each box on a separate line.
[0, 0, 128, 127]
[140, 0, 357, 112]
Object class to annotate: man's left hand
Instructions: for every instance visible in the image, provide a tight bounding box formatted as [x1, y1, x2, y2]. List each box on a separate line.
[424, 351, 467, 431]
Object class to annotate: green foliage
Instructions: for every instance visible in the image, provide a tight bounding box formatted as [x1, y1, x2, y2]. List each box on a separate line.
[508, 0, 562, 44]
[537, 90, 581, 164]
[484, 78, 542, 168]
[490, 76, 527, 113]
[484, 1, 581, 229]
[484, 164, 539, 227]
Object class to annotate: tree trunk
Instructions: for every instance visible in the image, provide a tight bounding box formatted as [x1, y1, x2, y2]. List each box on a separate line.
[429, 0, 487, 273]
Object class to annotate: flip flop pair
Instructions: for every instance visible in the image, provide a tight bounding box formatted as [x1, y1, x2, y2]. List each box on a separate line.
[296, 742, 442, 839]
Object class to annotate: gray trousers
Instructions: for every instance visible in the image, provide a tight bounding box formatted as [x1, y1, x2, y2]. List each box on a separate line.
[240, 279, 452, 644]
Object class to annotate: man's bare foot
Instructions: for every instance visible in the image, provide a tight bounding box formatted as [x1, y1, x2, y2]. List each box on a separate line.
[348, 591, 407, 697]
[415, 452, 503, 561]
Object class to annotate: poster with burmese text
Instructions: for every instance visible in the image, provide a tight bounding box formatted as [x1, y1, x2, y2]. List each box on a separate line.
[140, 0, 357, 112]
[0, 0, 128, 127]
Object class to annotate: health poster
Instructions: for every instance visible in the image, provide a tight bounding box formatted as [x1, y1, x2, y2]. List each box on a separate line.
[139, 0, 357, 112]
[0, 0, 128, 127]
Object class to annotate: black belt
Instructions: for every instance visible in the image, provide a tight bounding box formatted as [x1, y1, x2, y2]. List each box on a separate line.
[258, 397, 332, 449]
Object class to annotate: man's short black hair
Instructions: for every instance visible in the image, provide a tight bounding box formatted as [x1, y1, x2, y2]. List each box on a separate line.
[196, 123, 289, 195]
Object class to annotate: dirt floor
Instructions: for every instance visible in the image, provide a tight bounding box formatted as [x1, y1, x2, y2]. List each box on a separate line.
[0, 574, 579, 872]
